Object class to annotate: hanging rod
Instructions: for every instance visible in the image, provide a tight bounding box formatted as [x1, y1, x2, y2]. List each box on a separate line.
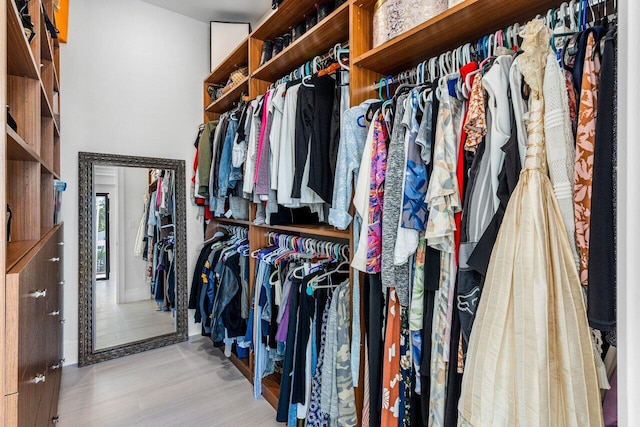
[371, 0, 617, 91]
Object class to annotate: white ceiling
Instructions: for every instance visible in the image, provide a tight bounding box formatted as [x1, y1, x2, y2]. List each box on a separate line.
[141, 0, 272, 27]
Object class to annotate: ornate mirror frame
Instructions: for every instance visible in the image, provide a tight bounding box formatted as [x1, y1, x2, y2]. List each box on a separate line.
[78, 152, 188, 366]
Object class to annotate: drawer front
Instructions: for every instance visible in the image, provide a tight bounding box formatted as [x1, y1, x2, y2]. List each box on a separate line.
[17, 365, 48, 427]
[45, 363, 62, 426]
[5, 226, 64, 403]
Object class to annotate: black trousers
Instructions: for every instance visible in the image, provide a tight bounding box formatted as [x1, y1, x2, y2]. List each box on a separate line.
[308, 74, 336, 203]
[588, 27, 617, 332]
[276, 280, 300, 422]
[291, 84, 314, 199]
[291, 75, 336, 201]
[365, 273, 385, 427]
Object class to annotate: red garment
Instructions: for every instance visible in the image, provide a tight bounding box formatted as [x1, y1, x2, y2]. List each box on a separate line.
[453, 62, 478, 264]
[192, 148, 206, 206]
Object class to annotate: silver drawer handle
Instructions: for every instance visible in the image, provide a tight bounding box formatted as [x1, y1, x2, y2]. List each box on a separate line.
[51, 359, 64, 369]
[60, 319, 66, 324]
[58, 281, 65, 285]
[49, 257, 60, 262]
[58, 242, 64, 246]
[31, 289, 47, 298]
[34, 374, 46, 384]
[49, 310, 60, 316]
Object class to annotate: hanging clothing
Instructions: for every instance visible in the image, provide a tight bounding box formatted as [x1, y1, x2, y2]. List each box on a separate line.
[588, 27, 617, 331]
[329, 100, 378, 230]
[351, 119, 377, 272]
[543, 51, 579, 267]
[197, 120, 218, 199]
[380, 288, 402, 425]
[483, 54, 513, 213]
[574, 30, 603, 286]
[458, 21, 603, 426]
[381, 94, 412, 306]
[396, 88, 429, 264]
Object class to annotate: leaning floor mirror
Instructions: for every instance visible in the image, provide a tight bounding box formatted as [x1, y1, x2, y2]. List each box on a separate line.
[78, 152, 188, 366]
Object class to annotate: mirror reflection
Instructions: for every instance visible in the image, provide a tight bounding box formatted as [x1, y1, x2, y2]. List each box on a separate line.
[93, 166, 176, 350]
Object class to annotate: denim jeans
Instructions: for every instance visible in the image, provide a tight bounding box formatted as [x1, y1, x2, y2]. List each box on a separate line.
[217, 118, 239, 197]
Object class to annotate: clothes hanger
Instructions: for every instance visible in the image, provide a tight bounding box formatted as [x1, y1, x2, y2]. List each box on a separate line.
[305, 261, 350, 295]
[416, 62, 424, 85]
[302, 73, 314, 87]
[512, 23, 521, 50]
[568, 0, 579, 31]
[418, 86, 431, 112]
[378, 77, 388, 101]
[336, 46, 350, 71]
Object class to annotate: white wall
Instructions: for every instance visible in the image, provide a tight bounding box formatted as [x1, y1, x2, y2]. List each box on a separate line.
[119, 167, 150, 303]
[60, 0, 208, 365]
[94, 166, 119, 290]
[618, 0, 640, 424]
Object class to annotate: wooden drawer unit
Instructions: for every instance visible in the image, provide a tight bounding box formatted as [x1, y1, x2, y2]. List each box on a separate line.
[5, 225, 64, 426]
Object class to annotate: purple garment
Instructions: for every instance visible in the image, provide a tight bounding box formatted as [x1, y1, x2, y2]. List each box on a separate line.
[603, 368, 617, 426]
[256, 109, 274, 195]
[276, 288, 291, 342]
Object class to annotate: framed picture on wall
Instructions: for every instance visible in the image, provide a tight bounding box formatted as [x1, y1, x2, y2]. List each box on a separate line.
[210, 21, 251, 71]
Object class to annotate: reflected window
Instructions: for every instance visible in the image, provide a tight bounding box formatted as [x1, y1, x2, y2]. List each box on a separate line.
[95, 193, 110, 280]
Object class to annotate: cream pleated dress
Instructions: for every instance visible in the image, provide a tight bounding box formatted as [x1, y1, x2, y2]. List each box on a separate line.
[457, 20, 603, 427]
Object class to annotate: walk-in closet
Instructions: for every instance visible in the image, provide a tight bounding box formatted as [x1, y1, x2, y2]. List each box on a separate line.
[1, 0, 637, 425]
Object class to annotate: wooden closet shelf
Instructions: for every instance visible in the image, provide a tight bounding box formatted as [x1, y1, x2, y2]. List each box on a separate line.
[252, 0, 319, 41]
[211, 217, 251, 227]
[7, 126, 60, 178]
[40, 15, 55, 62]
[40, 81, 55, 118]
[53, 61, 60, 93]
[6, 225, 61, 273]
[261, 373, 281, 409]
[7, 0, 39, 79]
[205, 36, 249, 84]
[40, 160, 59, 179]
[205, 77, 249, 114]
[7, 126, 39, 163]
[353, 0, 564, 75]
[6, 240, 39, 272]
[228, 352, 254, 383]
[252, 2, 350, 83]
[253, 223, 350, 240]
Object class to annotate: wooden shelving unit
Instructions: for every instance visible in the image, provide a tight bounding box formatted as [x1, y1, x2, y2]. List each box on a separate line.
[251, 0, 320, 41]
[6, 0, 39, 79]
[6, 240, 40, 272]
[352, 0, 563, 76]
[202, 2, 356, 407]
[205, 36, 249, 85]
[211, 217, 251, 227]
[200, 0, 570, 420]
[2, 0, 64, 424]
[253, 223, 350, 240]
[204, 76, 249, 114]
[251, 1, 350, 82]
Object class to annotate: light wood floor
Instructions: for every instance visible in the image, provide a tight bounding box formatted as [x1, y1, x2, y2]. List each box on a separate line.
[58, 336, 280, 426]
[95, 280, 175, 350]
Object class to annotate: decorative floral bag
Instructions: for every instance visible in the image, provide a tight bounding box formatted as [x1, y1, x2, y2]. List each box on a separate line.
[372, 0, 448, 47]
